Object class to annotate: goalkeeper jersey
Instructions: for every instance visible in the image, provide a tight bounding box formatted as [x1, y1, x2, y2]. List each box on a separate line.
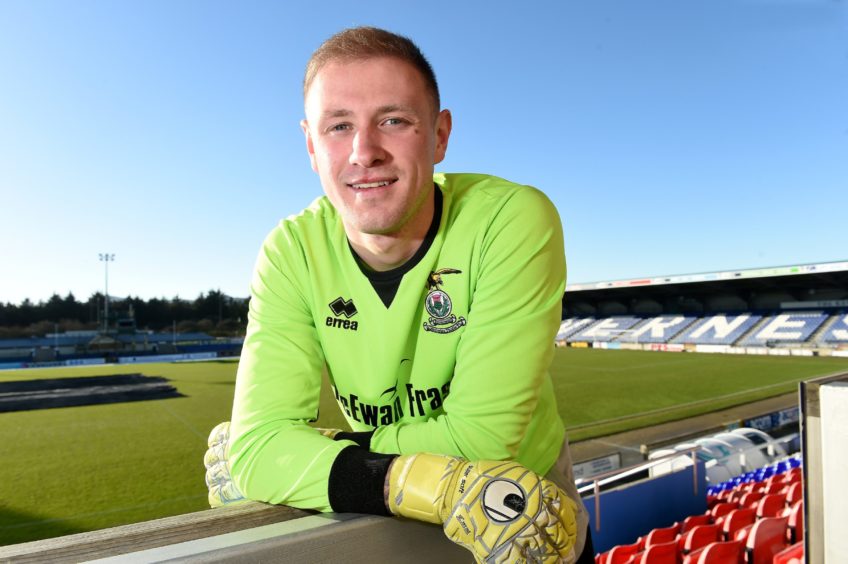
[229, 172, 568, 511]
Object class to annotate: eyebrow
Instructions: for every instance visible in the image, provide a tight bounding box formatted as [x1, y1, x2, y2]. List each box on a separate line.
[321, 109, 352, 119]
[376, 104, 417, 115]
[320, 104, 419, 120]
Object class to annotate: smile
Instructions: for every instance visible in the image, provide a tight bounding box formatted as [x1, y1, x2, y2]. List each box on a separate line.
[348, 179, 397, 190]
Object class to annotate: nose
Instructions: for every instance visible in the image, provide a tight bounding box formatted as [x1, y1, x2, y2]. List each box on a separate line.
[349, 126, 386, 168]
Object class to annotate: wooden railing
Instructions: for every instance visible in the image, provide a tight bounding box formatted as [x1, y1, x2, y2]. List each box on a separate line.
[0, 501, 469, 563]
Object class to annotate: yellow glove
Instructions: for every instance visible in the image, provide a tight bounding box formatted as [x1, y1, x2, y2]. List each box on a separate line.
[204, 421, 341, 508]
[204, 421, 247, 507]
[388, 453, 578, 563]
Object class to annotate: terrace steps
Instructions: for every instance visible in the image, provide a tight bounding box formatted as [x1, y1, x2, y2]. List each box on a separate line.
[733, 316, 773, 347]
[810, 313, 840, 344]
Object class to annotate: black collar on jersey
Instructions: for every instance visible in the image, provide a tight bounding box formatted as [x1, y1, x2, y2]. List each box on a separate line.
[350, 185, 443, 308]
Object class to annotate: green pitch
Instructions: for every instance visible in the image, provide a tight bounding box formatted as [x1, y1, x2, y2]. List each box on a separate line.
[1, 349, 847, 546]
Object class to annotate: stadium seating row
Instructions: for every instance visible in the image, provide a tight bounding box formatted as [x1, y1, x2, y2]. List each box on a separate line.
[559, 311, 847, 346]
[707, 457, 801, 498]
[596, 457, 804, 564]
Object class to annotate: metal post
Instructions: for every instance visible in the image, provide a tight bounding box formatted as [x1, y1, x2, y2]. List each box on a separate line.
[594, 480, 601, 532]
[99, 253, 115, 332]
[691, 450, 699, 495]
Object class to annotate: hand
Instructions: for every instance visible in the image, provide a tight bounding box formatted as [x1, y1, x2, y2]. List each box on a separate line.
[204, 421, 246, 507]
[387, 454, 577, 563]
[204, 421, 342, 508]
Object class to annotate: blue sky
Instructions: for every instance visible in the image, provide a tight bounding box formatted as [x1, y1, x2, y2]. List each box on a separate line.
[1, 0, 846, 304]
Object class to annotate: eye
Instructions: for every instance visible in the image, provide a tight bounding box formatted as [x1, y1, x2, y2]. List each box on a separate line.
[326, 123, 351, 133]
[383, 117, 408, 127]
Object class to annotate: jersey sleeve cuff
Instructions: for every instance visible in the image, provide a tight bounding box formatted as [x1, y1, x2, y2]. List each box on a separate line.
[328, 445, 396, 516]
[333, 430, 374, 450]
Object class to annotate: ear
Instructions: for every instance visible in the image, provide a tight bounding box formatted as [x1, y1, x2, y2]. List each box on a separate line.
[433, 109, 452, 165]
[301, 119, 318, 173]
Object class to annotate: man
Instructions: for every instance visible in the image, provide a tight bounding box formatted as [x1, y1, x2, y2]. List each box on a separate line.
[208, 26, 591, 563]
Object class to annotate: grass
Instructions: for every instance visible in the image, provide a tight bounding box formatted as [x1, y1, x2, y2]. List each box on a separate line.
[549, 348, 848, 440]
[1, 349, 846, 546]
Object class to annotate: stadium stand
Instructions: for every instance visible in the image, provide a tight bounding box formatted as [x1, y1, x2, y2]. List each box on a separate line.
[738, 311, 829, 347]
[557, 317, 595, 340]
[559, 309, 848, 351]
[671, 314, 762, 345]
[597, 455, 805, 564]
[616, 315, 698, 343]
[570, 316, 642, 342]
[561, 260, 848, 354]
[817, 312, 848, 343]
[0, 331, 244, 370]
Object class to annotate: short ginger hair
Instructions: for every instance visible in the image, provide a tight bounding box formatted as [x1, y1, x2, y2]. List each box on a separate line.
[304, 26, 441, 113]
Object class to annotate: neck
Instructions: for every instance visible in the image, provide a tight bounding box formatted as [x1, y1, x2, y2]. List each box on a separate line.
[347, 192, 435, 272]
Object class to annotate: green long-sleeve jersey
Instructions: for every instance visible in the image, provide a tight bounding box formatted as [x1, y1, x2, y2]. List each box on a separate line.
[229, 172, 567, 512]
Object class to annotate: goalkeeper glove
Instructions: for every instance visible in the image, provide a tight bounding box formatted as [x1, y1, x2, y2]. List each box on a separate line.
[204, 421, 247, 507]
[387, 453, 578, 563]
[204, 421, 341, 507]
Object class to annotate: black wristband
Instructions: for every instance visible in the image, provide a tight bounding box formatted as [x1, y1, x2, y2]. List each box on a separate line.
[328, 446, 397, 516]
[333, 430, 374, 450]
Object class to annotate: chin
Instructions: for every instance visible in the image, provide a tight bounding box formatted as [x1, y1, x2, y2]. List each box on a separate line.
[343, 211, 396, 234]
[356, 224, 400, 236]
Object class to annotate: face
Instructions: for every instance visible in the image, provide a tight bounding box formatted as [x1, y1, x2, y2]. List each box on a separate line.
[301, 57, 451, 239]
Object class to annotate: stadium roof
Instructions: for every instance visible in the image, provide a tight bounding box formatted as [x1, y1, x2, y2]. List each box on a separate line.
[566, 260, 848, 293]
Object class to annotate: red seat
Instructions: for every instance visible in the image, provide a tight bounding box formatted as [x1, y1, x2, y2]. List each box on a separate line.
[745, 516, 788, 564]
[693, 540, 744, 563]
[787, 500, 804, 544]
[784, 481, 802, 506]
[737, 490, 763, 508]
[596, 550, 610, 564]
[783, 467, 802, 484]
[743, 481, 763, 494]
[763, 481, 786, 495]
[608, 542, 642, 564]
[764, 474, 782, 487]
[682, 546, 705, 564]
[755, 493, 786, 518]
[680, 524, 720, 555]
[773, 541, 804, 564]
[732, 524, 753, 543]
[637, 540, 679, 564]
[681, 513, 712, 533]
[720, 507, 755, 540]
[643, 523, 680, 548]
[709, 502, 736, 522]
[727, 484, 748, 505]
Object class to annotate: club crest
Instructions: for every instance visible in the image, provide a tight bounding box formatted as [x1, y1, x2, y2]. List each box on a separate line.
[424, 269, 467, 334]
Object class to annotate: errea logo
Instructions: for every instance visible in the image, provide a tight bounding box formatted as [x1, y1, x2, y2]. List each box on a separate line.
[327, 297, 358, 331]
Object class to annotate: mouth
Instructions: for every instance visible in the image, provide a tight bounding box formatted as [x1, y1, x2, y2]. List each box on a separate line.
[347, 178, 398, 190]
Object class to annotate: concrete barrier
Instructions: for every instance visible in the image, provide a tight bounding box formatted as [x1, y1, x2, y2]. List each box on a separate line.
[0, 502, 468, 563]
